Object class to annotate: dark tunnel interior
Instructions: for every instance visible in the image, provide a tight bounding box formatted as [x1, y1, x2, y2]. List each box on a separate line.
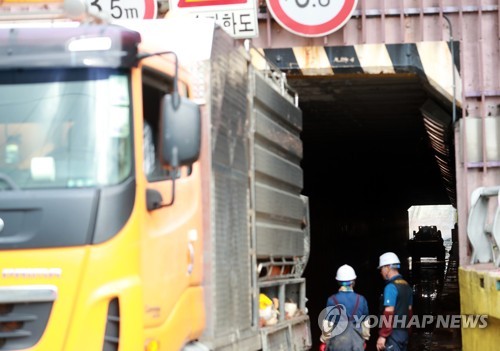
[294, 74, 455, 349]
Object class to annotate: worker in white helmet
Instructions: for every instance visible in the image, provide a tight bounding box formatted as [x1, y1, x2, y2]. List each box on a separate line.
[319, 264, 369, 351]
[376, 252, 413, 351]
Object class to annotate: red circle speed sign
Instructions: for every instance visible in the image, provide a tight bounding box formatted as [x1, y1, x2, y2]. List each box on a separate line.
[266, 0, 358, 37]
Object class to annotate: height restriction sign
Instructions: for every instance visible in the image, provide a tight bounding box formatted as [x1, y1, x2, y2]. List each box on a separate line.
[86, 0, 157, 19]
[266, 0, 357, 37]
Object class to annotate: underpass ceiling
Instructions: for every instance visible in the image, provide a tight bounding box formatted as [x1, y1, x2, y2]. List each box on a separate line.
[288, 73, 429, 142]
[290, 72, 456, 205]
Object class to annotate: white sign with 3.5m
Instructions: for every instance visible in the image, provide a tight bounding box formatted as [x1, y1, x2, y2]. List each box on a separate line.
[86, 0, 157, 20]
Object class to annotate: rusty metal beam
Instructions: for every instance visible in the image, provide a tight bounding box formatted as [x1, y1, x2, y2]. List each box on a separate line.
[257, 4, 499, 20]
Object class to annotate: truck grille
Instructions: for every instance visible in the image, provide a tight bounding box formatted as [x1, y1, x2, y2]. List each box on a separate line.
[0, 286, 56, 350]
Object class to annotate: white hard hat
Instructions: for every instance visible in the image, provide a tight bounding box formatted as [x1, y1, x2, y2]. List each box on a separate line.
[336, 264, 357, 281]
[378, 252, 400, 268]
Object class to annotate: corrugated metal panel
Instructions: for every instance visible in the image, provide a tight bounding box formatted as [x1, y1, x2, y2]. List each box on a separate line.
[420, 99, 456, 206]
[255, 184, 304, 221]
[208, 27, 253, 339]
[255, 225, 304, 257]
[252, 72, 305, 259]
[254, 145, 302, 189]
[200, 33, 309, 350]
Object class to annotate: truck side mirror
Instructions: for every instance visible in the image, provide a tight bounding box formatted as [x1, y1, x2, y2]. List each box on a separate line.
[160, 94, 201, 168]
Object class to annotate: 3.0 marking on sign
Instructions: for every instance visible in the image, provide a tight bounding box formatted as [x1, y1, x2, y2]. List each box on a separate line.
[294, 0, 330, 8]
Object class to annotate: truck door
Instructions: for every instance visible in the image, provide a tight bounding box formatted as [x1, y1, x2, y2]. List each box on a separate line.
[138, 65, 204, 343]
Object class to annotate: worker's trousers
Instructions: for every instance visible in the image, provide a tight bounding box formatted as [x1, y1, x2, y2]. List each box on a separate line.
[326, 323, 364, 351]
[385, 329, 408, 351]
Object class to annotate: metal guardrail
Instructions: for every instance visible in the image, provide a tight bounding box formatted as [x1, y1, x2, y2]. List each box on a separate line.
[244, 39, 299, 107]
[467, 186, 500, 266]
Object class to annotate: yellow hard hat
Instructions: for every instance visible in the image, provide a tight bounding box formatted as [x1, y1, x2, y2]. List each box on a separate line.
[259, 293, 273, 310]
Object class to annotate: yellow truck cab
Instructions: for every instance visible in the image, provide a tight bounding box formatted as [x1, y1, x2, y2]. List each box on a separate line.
[0, 16, 205, 350]
[0, 7, 311, 351]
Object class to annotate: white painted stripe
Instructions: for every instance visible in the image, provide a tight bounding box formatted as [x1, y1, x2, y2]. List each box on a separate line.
[417, 41, 463, 107]
[354, 44, 395, 74]
[292, 46, 334, 76]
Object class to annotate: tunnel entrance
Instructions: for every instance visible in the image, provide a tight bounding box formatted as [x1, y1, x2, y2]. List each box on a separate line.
[292, 73, 459, 349]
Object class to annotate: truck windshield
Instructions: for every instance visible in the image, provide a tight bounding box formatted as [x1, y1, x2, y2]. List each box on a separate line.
[0, 68, 132, 190]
